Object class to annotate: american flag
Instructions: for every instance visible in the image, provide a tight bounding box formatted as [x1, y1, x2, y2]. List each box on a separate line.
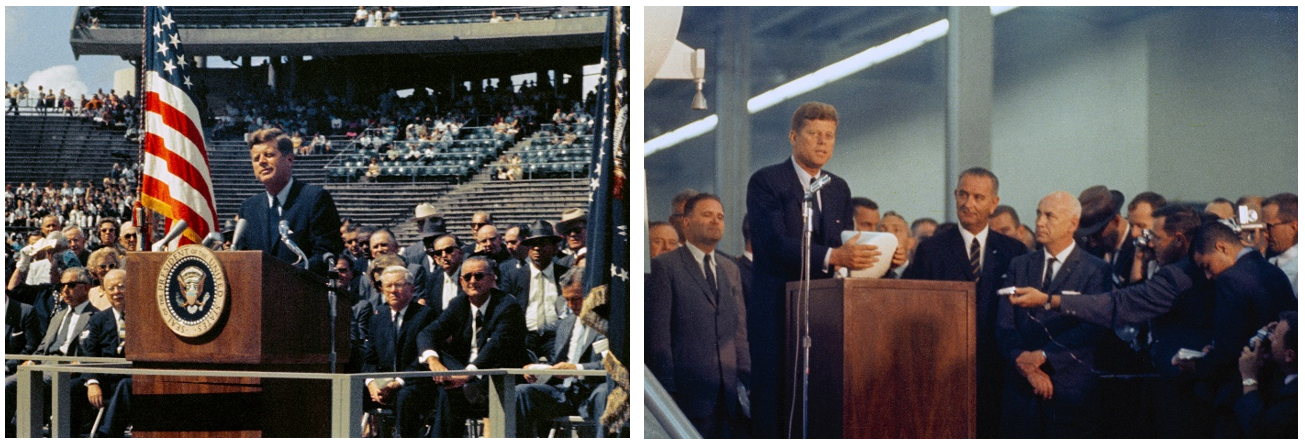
[583, 6, 629, 434]
[139, 6, 217, 246]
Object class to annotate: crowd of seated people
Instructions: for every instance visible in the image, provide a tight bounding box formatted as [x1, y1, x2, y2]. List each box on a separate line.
[4, 82, 137, 130]
[651, 178, 1298, 439]
[490, 119, 594, 181]
[333, 208, 608, 437]
[5, 163, 139, 236]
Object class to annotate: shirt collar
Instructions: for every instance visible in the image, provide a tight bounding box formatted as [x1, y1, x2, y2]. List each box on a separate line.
[267, 177, 295, 207]
[1044, 240, 1077, 264]
[959, 225, 990, 250]
[685, 242, 712, 266]
[1279, 244, 1299, 261]
[791, 156, 821, 187]
[530, 262, 554, 279]
[71, 300, 90, 315]
[742, 251, 753, 261]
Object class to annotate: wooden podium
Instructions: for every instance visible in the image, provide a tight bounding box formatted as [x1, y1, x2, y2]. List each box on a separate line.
[124, 251, 350, 437]
[783, 278, 975, 439]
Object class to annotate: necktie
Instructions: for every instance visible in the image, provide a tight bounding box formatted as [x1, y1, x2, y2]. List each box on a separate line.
[474, 311, 485, 347]
[393, 311, 401, 369]
[534, 272, 547, 332]
[703, 254, 718, 297]
[116, 311, 126, 356]
[1042, 257, 1057, 292]
[809, 177, 823, 239]
[969, 238, 981, 280]
[51, 308, 72, 354]
[268, 194, 281, 249]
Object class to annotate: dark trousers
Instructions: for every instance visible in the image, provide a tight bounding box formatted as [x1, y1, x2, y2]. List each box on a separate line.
[525, 330, 557, 363]
[1000, 369, 1100, 438]
[393, 381, 439, 437]
[94, 378, 131, 438]
[515, 381, 589, 437]
[686, 386, 748, 439]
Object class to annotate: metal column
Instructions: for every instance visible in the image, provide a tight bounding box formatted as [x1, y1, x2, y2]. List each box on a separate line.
[715, 6, 751, 255]
[944, 7, 994, 222]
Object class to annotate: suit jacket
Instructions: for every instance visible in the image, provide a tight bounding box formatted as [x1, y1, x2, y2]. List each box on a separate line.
[1109, 238, 1137, 288]
[6, 298, 41, 373]
[736, 254, 753, 303]
[745, 158, 851, 438]
[903, 225, 1028, 353]
[498, 257, 527, 279]
[1199, 250, 1297, 384]
[410, 263, 463, 314]
[36, 303, 100, 356]
[234, 179, 344, 275]
[1234, 378, 1298, 439]
[998, 246, 1111, 388]
[78, 308, 125, 386]
[647, 246, 751, 420]
[402, 240, 430, 273]
[416, 289, 529, 370]
[547, 312, 607, 399]
[9, 283, 56, 336]
[499, 261, 569, 326]
[362, 303, 440, 375]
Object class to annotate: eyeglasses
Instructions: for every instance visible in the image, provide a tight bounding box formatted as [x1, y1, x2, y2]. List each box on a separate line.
[564, 228, 584, 237]
[97, 263, 117, 271]
[122, 234, 137, 239]
[58, 281, 88, 290]
[428, 246, 460, 256]
[460, 272, 489, 282]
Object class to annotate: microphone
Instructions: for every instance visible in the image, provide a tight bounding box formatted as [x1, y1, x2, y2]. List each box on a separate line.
[230, 219, 248, 250]
[279, 220, 309, 267]
[807, 174, 831, 194]
[201, 232, 225, 250]
[151, 220, 189, 252]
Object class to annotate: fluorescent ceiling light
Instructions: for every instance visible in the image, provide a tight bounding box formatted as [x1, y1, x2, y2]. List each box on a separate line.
[644, 7, 1019, 156]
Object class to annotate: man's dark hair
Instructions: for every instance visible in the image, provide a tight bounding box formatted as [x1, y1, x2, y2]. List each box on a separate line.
[991, 205, 1020, 225]
[911, 217, 938, 231]
[683, 193, 722, 216]
[1191, 221, 1241, 255]
[1128, 191, 1167, 212]
[1152, 205, 1203, 249]
[741, 214, 751, 243]
[671, 189, 699, 217]
[790, 101, 838, 133]
[851, 197, 878, 212]
[1281, 311, 1298, 352]
[247, 128, 294, 156]
[958, 167, 1000, 195]
[1264, 192, 1298, 223]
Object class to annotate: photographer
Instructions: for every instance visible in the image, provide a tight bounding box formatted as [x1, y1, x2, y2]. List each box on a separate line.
[1235, 311, 1297, 438]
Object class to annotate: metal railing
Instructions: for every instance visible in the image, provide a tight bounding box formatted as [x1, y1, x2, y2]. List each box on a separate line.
[8, 354, 607, 438]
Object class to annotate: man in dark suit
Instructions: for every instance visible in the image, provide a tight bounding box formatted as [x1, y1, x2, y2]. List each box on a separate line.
[649, 193, 750, 438]
[515, 264, 608, 437]
[76, 269, 130, 437]
[1234, 312, 1297, 439]
[5, 267, 99, 436]
[1011, 204, 1217, 438]
[555, 208, 587, 268]
[358, 229, 401, 307]
[234, 128, 343, 276]
[744, 101, 883, 439]
[363, 265, 440, 438]
[737, 217, 753, 302]
[498, 224, 530, 277]
[471, 224, 512, 266]
[417, 256, 529, 437]
[499, 220, 569, 360]
[1189, 221, 1297, 436]
[902, 167, 1027, 438]
[997, 191, 1111, 438]
[415, 234, 465, 313]
[5, 295, 40, 376]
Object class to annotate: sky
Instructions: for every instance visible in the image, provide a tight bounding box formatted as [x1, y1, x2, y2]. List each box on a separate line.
[5, 6, 133, 98]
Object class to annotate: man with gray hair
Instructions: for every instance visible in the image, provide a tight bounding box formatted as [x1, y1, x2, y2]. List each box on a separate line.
[364, 265, 439, 437]
[996, 191, 1111, 438]
[63, 226, 90, 266]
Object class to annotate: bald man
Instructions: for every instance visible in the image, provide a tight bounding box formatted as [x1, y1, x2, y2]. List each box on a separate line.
[996, 191, 1111, 438]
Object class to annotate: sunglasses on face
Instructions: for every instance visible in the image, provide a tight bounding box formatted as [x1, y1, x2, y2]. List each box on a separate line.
[58, 281, 87, 290]
[460, 272, 489, 282]
[565, 229, 584, 237]
[429, 246, 460, 256]
[123, 234, 137, 239]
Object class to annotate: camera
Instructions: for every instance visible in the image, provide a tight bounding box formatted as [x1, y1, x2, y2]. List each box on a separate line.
[1134, 229, 1155, 249]
[1248, 325, 1273, 348]
[1238, 204, 1264, 230]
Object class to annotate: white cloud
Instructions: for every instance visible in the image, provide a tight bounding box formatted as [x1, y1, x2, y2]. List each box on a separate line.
[25, 65, 89, 99]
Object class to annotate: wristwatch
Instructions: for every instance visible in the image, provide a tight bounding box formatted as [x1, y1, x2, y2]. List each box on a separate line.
[1242, 378, 1258, 387]
[1044, 294, 1053, 311]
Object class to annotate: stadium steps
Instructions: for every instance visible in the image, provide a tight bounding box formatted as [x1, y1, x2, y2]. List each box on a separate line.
[4, 115, 136, 185]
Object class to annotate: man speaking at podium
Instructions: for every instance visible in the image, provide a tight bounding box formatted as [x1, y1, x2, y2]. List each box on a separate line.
[234, 128, 343, 275]
[745, 102, 885, 438]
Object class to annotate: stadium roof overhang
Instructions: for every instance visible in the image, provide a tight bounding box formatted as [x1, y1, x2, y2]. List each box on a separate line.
[70, 16, 606, 60]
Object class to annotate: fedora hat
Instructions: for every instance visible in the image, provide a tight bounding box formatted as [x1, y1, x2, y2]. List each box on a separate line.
[521, 219, 563, 244]
[410, 203, 439, 222]
[419, 217, 449, 240]
[1075, 185, 1125, 238]
[556, 208, 587, 233]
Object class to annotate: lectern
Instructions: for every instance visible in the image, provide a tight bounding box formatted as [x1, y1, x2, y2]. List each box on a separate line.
[783, 278, 975, 439]
[124, 250, 350, 437]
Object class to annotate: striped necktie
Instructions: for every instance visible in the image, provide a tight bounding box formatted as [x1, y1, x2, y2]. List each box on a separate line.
[969, 238, 981, 281]
[116, 311, 126, 355]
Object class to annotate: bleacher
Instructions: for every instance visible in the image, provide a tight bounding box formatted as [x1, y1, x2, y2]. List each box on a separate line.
[325, 126, 512, 183]
[3, 114, 135, 184]
[88, 6, 608, 30]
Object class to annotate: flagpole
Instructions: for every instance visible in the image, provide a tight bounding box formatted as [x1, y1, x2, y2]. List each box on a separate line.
[135, 6, 151, 251]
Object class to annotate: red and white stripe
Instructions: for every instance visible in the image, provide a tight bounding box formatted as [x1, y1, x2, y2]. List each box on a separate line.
[140, 70, 216, 246]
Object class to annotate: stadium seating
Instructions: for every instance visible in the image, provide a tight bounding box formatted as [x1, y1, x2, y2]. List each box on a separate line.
[87, 6, 608, 30]
[3, 114, 136, 184]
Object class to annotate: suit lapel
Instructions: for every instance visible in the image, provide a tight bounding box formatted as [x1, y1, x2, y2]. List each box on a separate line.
[947, 228, 976, 281]
[1048, 248, 1082, 293]
[40, 308, 68, 353]
[552, 315, 575, 362]
[677, 248, 716, 308]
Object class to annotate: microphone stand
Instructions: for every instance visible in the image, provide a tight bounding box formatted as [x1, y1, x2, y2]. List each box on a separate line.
[798, 186, 815, 440]
[324, 256, 339, 374]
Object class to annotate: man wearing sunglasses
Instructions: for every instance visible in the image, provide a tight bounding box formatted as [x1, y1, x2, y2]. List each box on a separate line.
[5, 266, 99, 435]
[422, 235, 465, 313]
[417, 256, 529, 437]
[555, 208, 587, 269]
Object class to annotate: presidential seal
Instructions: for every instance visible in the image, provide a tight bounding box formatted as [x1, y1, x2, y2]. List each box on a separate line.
[156, 244, 229, 338]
